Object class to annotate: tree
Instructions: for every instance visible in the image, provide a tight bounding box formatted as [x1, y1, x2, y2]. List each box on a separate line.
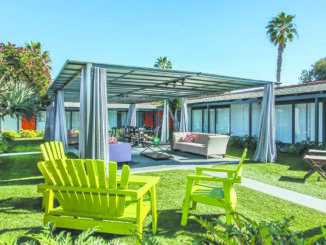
[0, 42, 51, 138]
[266, 12, 298, 83]
[299, 57, 326, 83]
[153, 56, 180, 132]
[154, 56, 172, 70]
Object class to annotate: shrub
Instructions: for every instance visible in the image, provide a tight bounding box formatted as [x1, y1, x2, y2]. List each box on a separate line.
[10, 223, 120, 245]
[0, 139, 11, 154]
[183, 214, 326, 245]
[35, 129, 45, 137]
[277, 140, 326, 155]
[18, 129, 38, 138]
[2, 130, 20, 141]
[229, 135, 258, 149]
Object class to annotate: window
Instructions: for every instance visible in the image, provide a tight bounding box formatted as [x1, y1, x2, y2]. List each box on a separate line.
[294, 103, 315, 142]
[275, 104, 292, 143]
[108, 110, 117, 128]
[72, 111, 79, 130]
[137, 111, 145, 127]
[203, 109, 208, 133]
[230, 104, 248, 136]
[252, 103, 262, 136]
[36, 111, 47, 131]
[209, 109, 215, 133]
[216, 108, 230, 134]
[65, 111, 71, 130]
[192, 109, 202, 132]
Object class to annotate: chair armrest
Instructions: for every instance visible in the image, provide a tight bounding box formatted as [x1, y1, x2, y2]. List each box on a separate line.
[308, 150, 326, 155]
[187, 175, 241, 183]
[196, 166, 236, 174]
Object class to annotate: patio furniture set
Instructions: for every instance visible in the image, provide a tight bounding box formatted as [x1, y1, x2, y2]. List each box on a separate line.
[303, 149, 326, 180]
[37, 141, 247, 238]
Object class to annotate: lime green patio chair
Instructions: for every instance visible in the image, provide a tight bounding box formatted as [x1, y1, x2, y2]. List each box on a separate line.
[37, 160, 159, 237]
[40, 141, 66, 161]
[181, 148, 247, 226]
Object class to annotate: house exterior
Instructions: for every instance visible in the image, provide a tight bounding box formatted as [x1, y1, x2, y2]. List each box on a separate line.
[1, 103, 163, 132]
[187, 81, 326, 144]
[3, 81, 326, 144]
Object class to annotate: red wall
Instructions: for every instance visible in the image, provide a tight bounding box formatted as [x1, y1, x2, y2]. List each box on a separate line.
[144, 111, 153, 126]
[22, 117, 36, 130]
[155, 111, 172, 130]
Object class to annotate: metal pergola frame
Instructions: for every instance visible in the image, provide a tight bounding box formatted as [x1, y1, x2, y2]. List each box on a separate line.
[48, 60, 275, 103]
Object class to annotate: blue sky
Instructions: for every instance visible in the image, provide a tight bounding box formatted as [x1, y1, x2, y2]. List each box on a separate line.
[1, 0, 326, 85]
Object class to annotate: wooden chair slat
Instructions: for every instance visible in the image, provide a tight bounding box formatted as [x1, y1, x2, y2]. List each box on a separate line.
[117, 164, 130, 216]
[108, 162, 117, 215]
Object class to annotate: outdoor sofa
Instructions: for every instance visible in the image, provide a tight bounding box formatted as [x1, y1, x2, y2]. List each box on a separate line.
[173, 132, 230, 159]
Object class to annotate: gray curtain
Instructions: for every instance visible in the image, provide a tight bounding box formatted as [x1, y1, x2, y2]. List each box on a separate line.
[43, 105, 55, 141]
[161, 99, 169, 143]
[253, 84, 277, 162]
[179, 97, 188, 132]
[79, 66, 109, 167]
[53, 91, 68, 152]
[127, 104, 137, 127]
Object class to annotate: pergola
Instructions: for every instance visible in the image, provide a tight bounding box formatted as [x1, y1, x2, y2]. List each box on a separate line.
[46, 60, 277, 165]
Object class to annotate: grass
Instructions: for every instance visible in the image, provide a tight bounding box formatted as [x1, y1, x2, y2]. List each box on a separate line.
[0, 153, 326, 244]
[223, 147, 326, 200]
[6, 139, 45, 153]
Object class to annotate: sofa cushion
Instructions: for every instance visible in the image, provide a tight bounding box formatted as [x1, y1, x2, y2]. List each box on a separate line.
[176, 142, 206, 148]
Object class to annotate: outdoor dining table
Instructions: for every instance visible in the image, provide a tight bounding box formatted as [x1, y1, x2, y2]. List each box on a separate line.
[303, 150, 326, 180]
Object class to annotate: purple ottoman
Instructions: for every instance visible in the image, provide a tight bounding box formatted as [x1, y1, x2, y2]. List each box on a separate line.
[109, 143, 131, 163]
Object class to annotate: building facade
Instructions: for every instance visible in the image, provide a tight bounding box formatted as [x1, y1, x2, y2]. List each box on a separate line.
[187, 81, 326, 144]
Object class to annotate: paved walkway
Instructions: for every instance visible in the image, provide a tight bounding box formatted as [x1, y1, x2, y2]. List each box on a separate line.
[127, 164, 326, 214]
[0, 151, 41, 157]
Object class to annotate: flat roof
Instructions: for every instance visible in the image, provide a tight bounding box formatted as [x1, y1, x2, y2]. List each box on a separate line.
[48, 60, 274, 103]
[188, 80, 326, 104]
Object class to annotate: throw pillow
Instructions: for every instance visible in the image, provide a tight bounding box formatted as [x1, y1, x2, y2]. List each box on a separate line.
[184, 134, 195, 143]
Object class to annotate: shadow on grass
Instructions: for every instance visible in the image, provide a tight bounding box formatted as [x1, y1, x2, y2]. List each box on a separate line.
[303, 225, 326, 239]
[279, 176, 306, 183]
[0, 177, 44, 186]
[0, 196, 43, 213]
[154, 209, 222, 237]
[0, 226, 42, 237]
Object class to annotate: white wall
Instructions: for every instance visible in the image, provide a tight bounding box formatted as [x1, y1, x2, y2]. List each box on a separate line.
[2, 115, 18, 131]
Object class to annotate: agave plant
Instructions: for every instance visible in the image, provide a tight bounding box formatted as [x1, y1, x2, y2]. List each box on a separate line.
[0, 83, 43, 121]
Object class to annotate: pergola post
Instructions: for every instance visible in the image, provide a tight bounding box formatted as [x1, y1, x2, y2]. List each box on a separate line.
[179, 97, 188, 132]
[253, 84, 277, 162]
[161, 99, 169, 143]
[79, 64, 109, 168]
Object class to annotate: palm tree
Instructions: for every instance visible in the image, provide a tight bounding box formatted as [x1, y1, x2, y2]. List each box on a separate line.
[266, 12, 298, 83]
[154, 56, 172, 70]
[153, 56, 180, 132]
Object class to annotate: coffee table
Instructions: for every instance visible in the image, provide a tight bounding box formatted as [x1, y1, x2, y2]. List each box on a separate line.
[140, 141, 173, 160]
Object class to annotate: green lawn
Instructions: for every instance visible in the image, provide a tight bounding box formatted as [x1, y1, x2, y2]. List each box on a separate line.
[223, 148, 326, 200]
[7, 139, 45, 153]
[0, 153, 326, 244]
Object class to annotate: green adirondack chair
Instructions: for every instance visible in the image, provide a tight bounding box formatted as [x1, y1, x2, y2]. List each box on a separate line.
[181, 148, 247, 226]
[37, 159, 159, 236]
[40, 141, 66, 161]
[39, 141, 67, 207]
